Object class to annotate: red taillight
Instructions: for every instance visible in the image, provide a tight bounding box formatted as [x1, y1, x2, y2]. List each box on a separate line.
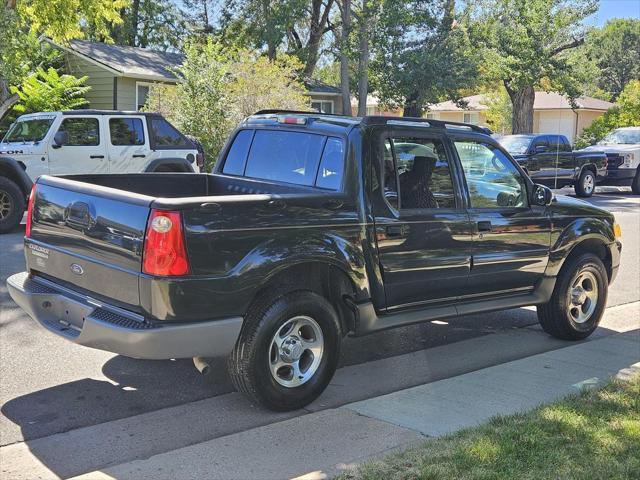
[25, 184, 37, 238]
[142, 209, 190, 276]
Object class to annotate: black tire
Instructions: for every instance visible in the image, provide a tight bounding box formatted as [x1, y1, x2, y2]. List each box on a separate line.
[228, 290, 341, 411]
[631, 170, 640, 195]
[537, 253, 608, 340]
[574, 169, 596, 197]
[0, 177, 26, 234]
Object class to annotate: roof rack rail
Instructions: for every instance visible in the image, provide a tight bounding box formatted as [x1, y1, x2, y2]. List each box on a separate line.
[362, 115, 492, 135]
[253, 109, 331, 116]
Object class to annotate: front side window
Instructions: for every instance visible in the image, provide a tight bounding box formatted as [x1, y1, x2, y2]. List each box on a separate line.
[384, 137, 456, 210]
[57, 118, 100, 146]
[109, 118, 145, 146]
[455, 141, 528, 208]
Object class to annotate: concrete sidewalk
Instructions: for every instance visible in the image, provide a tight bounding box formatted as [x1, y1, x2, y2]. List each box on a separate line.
[69, 325, 639, 479]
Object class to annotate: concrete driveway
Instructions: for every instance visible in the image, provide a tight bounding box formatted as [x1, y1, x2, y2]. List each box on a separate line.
[1, 188, 638, 479]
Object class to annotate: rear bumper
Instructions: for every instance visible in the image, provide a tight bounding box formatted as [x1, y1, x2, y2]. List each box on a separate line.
[7, 272, 243, 360]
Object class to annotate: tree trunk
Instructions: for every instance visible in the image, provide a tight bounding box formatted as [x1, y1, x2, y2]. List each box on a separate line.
[507, 84, 535, 134]
[403, 92, 421, 117]
[0, 91, 18, 123]
[302, 0, 334, 78]
[339, 0, 352, 116]
[357, 0, 371, 117]
[129, 0, 140, 46]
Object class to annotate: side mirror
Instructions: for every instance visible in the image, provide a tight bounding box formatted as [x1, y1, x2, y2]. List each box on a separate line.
[52, 131, 68, 149]
[534, 145, 547, 154]
[532, 184, 553, 206]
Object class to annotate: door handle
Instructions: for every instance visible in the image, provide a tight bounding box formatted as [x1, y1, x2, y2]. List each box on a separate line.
[133, 154, 146, 158]
[90, 155, 105, 159]
[477, 221, 492, 233]
[386, 225, 406, 238]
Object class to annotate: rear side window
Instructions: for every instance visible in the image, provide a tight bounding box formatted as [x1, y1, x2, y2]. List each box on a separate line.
[223, 129, 345, 190]
[109, 118, 145, 146]
[149, 117, 190, 148]
[58, 118, 100, 146]
[223, 129, 254, 175]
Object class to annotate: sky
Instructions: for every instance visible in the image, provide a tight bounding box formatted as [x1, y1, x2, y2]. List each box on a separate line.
[588, 0, 640, 26]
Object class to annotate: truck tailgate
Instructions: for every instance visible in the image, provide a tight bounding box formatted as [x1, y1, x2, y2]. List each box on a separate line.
[26, 176, 153, 309]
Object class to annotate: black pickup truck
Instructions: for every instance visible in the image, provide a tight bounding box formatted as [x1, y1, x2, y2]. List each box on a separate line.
[498, 134, 607, 197]
[8, 112, 622, 411]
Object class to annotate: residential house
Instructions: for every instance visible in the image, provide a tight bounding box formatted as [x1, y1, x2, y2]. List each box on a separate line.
[45, 38, 344, 114]
[428, 92, 613, 143]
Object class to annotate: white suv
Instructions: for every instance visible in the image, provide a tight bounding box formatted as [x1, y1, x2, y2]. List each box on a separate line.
[0, 110, 202, 232]
[582, 126, 640, 194]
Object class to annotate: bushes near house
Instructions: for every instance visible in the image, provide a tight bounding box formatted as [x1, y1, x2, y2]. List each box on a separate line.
[143, 39, 309, 171]
[575, 80, 640, 148]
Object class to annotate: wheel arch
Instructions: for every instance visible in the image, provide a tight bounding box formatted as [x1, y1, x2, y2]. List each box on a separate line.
[549, 225, 614, 282]
[144, 157, 194, 173]
[250, 260, 360, 337]
[0, 156, 33, 198]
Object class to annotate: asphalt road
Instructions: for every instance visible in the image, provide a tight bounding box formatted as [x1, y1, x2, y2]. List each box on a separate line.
[1, 188, 638, 449]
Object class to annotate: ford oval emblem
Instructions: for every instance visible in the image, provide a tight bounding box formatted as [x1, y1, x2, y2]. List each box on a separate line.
[70, 263, 84, 275]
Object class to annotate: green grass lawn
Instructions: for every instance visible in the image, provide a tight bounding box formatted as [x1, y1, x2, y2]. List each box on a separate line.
[340, 375, 640, 480]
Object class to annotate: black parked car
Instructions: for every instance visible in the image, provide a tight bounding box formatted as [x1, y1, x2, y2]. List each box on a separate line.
[499, 134, 607, 197]
[8, 112, 622, 411]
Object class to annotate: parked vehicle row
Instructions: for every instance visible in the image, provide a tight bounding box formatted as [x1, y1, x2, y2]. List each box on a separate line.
[8, 111, 622, 411]
[0, 110, 202, 232]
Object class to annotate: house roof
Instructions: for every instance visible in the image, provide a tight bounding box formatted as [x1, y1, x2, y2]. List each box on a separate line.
[45, 38, 184, 82]
[429, 91, 613, 112]
[303, 79, 341, 95]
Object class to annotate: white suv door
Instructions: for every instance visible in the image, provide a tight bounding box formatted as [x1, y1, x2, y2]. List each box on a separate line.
[48, 116, 108, 175]
[106, 116, 149, 173]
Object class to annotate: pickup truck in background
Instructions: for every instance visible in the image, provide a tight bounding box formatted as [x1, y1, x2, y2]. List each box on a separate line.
[8, 112, 622, 411]
[499, 134, 607, 197]
[580, 127, 640, 194]
[0, 110, 202, 233]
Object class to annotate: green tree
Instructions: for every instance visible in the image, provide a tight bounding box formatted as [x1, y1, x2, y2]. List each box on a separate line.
[371, 0, 479, 116]
[469, 0, 597, 134]
[110, 0, 187, 50]
[144, 38, 309, 170]
[482, 87, 512, 134]
[11, 67, 90, 114]
[585, 19, 640, 101]
[575, 80, 640, 148]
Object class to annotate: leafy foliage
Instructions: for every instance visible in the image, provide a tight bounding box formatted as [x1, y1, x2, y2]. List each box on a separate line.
[16, 0, 129, 43]
[143, 38, 309, 170]
[575, 80, 640, 148]
[481, 88, 513, 135]
[585, 19, 640, 101]
[371, 0, 480, 116]
[11, 68, 91, 114]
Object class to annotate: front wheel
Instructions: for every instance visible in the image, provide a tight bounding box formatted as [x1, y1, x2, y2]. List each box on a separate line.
[537, 253, 608, 340]
[227, 290, 341, 411]
[631, 170, 640, 195]
[575, 170, 596, 197]
[0, 177, 26, 234]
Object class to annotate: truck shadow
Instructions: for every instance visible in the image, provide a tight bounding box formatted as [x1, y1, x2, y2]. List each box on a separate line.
[2, 313, 628, 479]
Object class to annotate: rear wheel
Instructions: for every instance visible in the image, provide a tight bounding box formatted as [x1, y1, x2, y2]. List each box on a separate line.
[537, 253, 608, 340]
[0, 177, 25, 234]
[575, 169, 595, 197]
[228, 290, 341, 411]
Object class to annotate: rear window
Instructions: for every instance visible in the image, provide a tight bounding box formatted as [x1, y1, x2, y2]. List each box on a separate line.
[109, 118, 145, 146]
[222, 129, 345, 190]
[149, 117, 191, 148]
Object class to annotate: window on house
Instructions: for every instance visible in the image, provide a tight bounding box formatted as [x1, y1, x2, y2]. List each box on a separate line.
[366, 106, 377, 116]
[463, 112, 480, 124]
[426, 112, 440, 120]
[109, 118, 145, 145]
[136, 83, 150, 110]
[311, 100, 334, 114]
